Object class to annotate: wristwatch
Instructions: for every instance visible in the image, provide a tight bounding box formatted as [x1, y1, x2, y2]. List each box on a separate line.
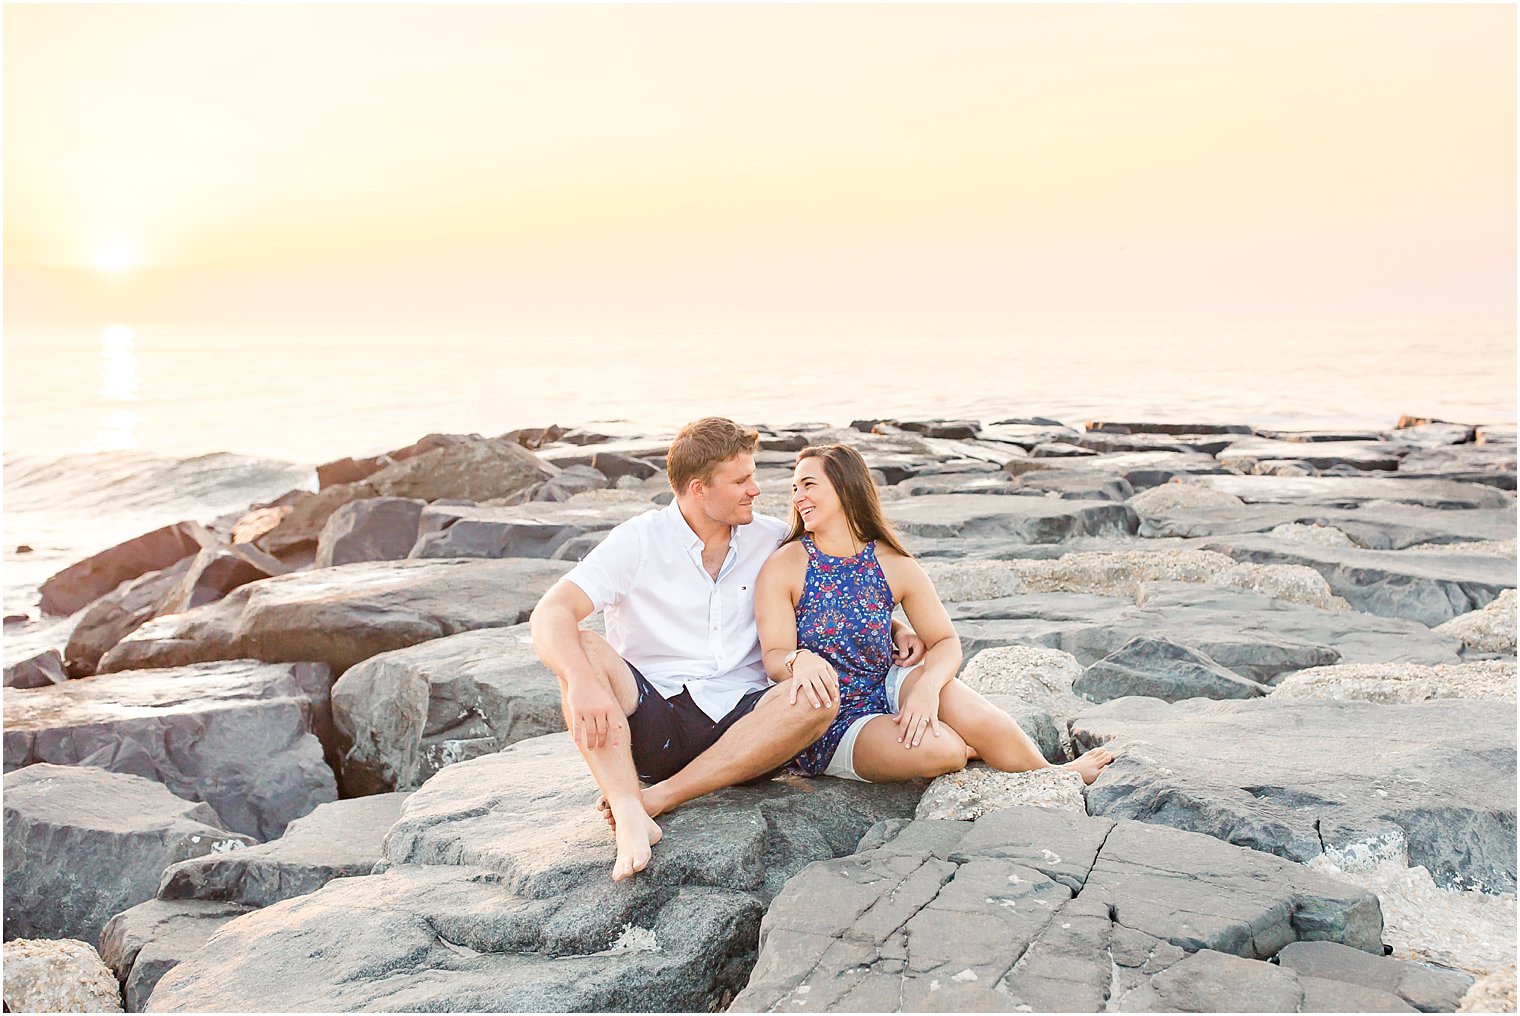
[784, 649, 809, 674]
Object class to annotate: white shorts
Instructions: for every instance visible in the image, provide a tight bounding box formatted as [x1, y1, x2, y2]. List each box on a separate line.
[822, 664, 921, 782]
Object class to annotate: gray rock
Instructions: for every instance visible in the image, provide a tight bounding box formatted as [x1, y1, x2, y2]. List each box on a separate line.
[313, 496, 427, 567]
[96, 557, 571, 677]
[981, 694, 1065, 762]
[1276, 940, 1474, 1013]
[65, 545, 287, 676]
[1188, 475, 1514, 510]
[1073, 697, 1516, 894]
[1088, 421, 1255, 435]
[1201, 536, 1514, 626]
[4, 765, 250, 947]
[731, 806, 1382, 1013]
[409, 501, 651, 560]
[1137, 502, 1514, 549]
[1075, 635, 1271, 703]
[1216, 437, 1405, 471]
[331, 625, 565, 795]
[4, 648, 68, 688]
[256, 437, 556, 558]
[99, 900, 254, 1012]
[953, 583, 1460, 683]
[1012, 469, 1135, 501]
[518, 464, 610, 502]
[886, 494, 1138, 543]
[146, 734, 922, 1012]
[158, 793, 410, 908]
[894, 473, 1021, 497]
[1149, 950, 1309, 1011]
[40, 522, 219, 617]
[4, 660, 336, 840]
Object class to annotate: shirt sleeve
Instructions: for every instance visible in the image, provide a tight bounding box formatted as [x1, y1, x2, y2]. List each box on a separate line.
[563, 517, 643, 613]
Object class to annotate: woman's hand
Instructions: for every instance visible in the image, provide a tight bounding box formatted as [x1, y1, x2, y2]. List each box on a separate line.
[788, 650, 839, 710]
[892, 627, 927, 666]
[895, 680, 942, 748]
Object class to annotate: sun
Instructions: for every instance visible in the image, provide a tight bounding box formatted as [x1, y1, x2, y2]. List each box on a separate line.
[93, 242, 137, 273]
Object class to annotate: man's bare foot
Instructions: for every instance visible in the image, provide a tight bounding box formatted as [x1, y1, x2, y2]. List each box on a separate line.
[1062, 746, 1116, 785]
[610, 808, 663, 882]
[596, 782, 676, 833]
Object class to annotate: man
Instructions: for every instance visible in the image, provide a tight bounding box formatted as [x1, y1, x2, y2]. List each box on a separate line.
[531, 417, 923, 881]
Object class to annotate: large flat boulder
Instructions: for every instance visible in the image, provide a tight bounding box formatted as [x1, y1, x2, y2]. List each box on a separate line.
[158, 793, 409, 908]
[731, 806, 1384, 1012]
[1138, 502, 1514, 549]
[1216, 436, 1405, 471]
[331, 625, 564, 795]
[4, 660, 336, 840]
[95, 558, 571, 676]
[1200, 536, 1514, 626]
[40, 522, 219, 617]
[885, 494, 1138, 543]
[3, 765, 251, 947]
[1186, 475, 1514, 510]
[409, 501, 652, 560]
[146, 734, 922, 1012]
[1073, 697, 1517, 894]
[952, 583, 1462, 682]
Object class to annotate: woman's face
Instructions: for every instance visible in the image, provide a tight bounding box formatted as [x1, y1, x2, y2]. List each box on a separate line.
[791, 456, 841, 533]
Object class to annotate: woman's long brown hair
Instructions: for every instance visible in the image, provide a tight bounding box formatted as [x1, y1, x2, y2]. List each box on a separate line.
[785, 444, 913, 558]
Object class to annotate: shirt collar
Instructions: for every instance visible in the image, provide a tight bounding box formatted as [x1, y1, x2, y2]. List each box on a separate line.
[665, 499, 737, 552]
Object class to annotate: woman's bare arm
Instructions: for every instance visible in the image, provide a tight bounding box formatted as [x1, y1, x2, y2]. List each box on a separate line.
[755, 544, 804, 683]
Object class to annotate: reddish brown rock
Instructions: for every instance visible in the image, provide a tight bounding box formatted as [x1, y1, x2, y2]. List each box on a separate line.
[40, 522, 219, 616]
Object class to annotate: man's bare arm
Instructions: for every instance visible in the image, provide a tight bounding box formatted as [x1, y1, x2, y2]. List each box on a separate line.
[531, 579, 618, 749]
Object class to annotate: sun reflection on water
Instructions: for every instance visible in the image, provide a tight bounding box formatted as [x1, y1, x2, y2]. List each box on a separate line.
[96, 324, 141, 449]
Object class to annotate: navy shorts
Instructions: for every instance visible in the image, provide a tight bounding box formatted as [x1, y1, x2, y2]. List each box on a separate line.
[627, 662, 768, 783]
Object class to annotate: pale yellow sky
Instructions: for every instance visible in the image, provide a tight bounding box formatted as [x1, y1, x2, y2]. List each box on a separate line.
[5, 4, 1515, 328]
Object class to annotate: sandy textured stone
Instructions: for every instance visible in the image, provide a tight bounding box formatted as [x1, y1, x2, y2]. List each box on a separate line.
[1307, 832, 1516, 979]
[957, 644, 1091, 748]
[1272, 660, 1516, 704]
[924, 549, 1347, 611]
[3, 938, 123, 1013]
[1128, 481, 1245, 516]
[1406, 538, 1516, 559]
[1434, 589, 1517, 654]
[915, 764, 1085, 820]
[1268, 521, 1360, 547]
[1458, 964, 1517, 1013]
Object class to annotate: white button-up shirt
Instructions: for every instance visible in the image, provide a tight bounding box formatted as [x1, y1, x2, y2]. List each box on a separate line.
[565, 501, 790, 721]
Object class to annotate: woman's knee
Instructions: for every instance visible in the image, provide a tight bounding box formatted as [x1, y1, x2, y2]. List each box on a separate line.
[920, 727, 970, 776]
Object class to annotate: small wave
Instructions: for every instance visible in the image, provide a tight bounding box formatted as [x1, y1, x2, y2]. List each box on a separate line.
[3, 450, 316, 517]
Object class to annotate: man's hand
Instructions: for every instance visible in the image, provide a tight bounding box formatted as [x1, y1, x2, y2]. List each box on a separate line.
[788, 651, 840, 709]
[892, 627, 927, 667]
[566, 682, 621, 750]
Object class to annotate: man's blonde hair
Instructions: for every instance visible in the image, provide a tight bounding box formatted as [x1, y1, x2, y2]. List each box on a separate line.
[667, 417, 759, 494]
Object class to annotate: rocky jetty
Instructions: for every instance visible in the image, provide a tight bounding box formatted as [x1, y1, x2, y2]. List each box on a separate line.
[1, 415, 1510, 1011]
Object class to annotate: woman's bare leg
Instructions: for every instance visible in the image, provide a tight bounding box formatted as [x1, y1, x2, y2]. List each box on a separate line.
[897, 669, 1115, 785]
[849, 715, 971, 783]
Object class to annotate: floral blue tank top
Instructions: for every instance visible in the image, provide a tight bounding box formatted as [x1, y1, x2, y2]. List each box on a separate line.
[791, 535, 895, 775]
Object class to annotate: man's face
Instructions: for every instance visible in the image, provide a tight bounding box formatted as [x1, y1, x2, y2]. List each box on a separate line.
[698, 452, 761, 527]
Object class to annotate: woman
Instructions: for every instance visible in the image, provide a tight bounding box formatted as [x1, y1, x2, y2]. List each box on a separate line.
[755, 443, 1115, 784]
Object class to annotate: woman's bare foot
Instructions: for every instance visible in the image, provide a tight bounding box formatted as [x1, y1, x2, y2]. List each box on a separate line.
[1062, 746, 1116, 785]
[610, 807, 663, 882]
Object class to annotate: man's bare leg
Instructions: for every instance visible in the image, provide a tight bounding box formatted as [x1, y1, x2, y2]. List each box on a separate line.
[560, 630, 664, 880]
[598, 679, 837, 828]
